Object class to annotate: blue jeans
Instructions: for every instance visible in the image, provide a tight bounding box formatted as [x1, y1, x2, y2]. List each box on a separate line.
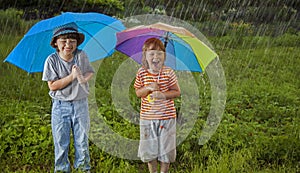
[52, 98, 91, 172]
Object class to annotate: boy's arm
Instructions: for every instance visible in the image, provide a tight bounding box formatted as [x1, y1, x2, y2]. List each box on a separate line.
[47, 65, 80, 91]
[77, 72, 93, 84]
[84, 72, 94, 82]
[48, 74, 75, 91]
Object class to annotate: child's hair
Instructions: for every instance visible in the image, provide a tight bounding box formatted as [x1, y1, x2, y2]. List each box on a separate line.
[142, 38, 166, 69]
[52, 33, 80, 51]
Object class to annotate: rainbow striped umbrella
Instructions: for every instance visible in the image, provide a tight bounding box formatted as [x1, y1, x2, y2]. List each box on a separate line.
[116, 22, 217, 72]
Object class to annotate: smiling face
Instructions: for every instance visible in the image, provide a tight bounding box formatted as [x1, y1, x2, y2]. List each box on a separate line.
[54, 34, 79, 61]
[142, 38, 166, 73]
[145, 49, 165, 73]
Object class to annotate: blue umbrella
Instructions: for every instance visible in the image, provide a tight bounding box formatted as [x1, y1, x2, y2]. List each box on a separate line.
[4, 12, 126, 73]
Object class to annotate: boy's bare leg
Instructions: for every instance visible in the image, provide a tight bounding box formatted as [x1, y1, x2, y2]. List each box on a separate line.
[148, 160, 158, 173]
[160, 162, 170, 173]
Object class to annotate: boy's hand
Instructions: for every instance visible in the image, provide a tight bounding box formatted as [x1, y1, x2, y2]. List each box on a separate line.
[71, 65, 79, 78]
[71, 65, 83, 81]
[73, 66, 86, 84]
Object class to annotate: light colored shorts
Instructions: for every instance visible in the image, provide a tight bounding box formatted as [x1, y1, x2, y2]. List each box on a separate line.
[138, 118, 176, 163]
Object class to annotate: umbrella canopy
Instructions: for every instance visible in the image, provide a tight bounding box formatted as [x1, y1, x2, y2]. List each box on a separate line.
[116, 22, 217, 72]
[4, 12, 125, 73]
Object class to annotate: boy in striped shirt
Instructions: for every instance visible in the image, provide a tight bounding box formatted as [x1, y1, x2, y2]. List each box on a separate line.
[134, 38, 181, 173]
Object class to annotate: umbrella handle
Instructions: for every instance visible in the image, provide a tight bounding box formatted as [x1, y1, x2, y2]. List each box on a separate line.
[164, 40, 168, 47]
[74, 50, 79, 67]
[163, 31, 170, 48]
[73, 51, 89, 94]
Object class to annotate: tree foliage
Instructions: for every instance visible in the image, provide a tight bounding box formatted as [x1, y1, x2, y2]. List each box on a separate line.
[0, 0, 124, 19]
[121, 0, 299, 24]
[0, 0, 299, 26]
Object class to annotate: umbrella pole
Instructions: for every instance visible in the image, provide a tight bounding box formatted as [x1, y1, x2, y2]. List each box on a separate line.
[164, 32, 170, 48]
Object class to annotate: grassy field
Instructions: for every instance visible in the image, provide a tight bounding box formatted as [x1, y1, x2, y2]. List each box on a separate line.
[0, 26, 299, 172]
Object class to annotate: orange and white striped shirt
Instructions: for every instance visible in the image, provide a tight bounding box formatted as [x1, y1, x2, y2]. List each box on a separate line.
[134, 66, 178, 120]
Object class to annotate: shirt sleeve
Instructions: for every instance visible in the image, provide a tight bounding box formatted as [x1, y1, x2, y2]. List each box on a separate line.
[167, 68, 177, 87]
[42, 54, 59, 81]
[134, 68, 143, 89]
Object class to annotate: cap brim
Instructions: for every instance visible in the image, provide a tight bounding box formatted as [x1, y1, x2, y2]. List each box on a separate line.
[50, 32, 85, 48]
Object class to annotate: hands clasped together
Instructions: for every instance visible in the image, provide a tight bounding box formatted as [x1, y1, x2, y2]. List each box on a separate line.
[147, 82, 165, 100]
[71, 65, 86, 84]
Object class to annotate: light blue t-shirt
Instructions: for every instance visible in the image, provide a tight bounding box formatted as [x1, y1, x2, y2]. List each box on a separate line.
[42, 49, 94, 101]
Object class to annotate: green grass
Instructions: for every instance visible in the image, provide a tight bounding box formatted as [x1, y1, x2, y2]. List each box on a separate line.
[1, 28, 300, 172]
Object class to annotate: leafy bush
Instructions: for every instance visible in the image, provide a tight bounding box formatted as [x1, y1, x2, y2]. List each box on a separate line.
[0, 8, 25, 35]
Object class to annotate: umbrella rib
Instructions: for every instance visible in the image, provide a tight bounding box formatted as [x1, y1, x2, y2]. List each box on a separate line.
[80, 22, 124, 33]
[79, 27, 110, 54]
[168, 34, 202, 72]
[79, 22, 124, 55]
